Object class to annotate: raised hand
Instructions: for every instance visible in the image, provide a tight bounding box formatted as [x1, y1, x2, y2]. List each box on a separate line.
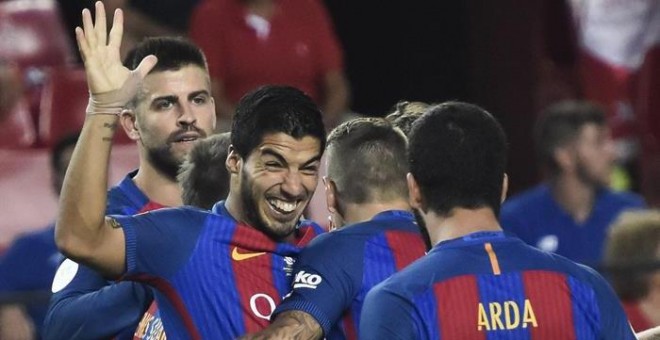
[75, 1, 156, 99]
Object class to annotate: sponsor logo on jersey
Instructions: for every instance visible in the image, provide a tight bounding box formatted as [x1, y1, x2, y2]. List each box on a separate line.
[231, 247, 266, 261]
[293, 270, 322, 289]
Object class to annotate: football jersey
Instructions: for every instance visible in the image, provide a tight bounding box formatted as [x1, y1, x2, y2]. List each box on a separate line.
[44, 171, 165, 340]
[273, 210, 426, 339]
[113, 201, 324, 339]
[360, 231, 635, 340]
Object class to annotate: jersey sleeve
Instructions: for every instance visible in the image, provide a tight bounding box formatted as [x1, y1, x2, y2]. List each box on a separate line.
[43, 260, 152, 340]
[273, 233, 361, 336]
[586, 269, 637, 339]
[359, 283, 418, 340]
[0, 233, 45, 291]
[111, 207, 208, 279]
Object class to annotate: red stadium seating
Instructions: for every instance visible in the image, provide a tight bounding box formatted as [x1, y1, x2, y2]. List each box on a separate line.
[0, 0, 74, 69]
[0, 97, 36, 148]
[38, 67, 133, 146]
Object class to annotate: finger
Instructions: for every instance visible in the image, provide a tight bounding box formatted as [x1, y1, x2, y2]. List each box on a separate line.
[94, 1, 107, 45]
[108, 9, 123, 50]
[81, 8, 96, 47]
[75, 27, 90, 62]
[135, 55, 158, 78]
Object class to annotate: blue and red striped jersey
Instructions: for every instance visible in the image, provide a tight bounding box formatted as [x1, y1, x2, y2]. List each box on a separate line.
[360, 231, 635, 340]
[45, 171, 165, 340]
[273, 210, 426, 339]
[113, 201, 324, 339]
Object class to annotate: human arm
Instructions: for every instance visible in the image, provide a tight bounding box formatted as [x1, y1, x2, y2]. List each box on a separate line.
[54, 2, 157, 277]
[320, 70, 349, 130]
[43, 260, 151, 340]
[0, 305, 35, 340]
[238, 311, 322, 340]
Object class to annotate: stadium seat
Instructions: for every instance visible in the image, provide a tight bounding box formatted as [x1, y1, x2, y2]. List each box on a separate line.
[0, 0, 75, 69]
[38, 67, 133, 146]
[0, 97, 37, 148]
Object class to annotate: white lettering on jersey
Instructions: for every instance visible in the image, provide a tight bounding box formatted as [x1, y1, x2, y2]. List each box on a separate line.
[293, 270, 322, 289]
[249, 293, 277, 320]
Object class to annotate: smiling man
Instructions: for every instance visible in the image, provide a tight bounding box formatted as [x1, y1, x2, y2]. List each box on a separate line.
[53, 3, 325, 338]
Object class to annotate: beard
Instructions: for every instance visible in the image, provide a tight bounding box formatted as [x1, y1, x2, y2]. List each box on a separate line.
[239, 168, 298, 241]
[146, 143, 181, 181]
[575, 157, 610, 189]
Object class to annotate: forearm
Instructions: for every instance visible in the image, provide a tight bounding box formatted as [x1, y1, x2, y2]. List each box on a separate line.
[44, 280, 151, 339]
[321, 71, 349, 129]
[55, 115, 117, 262]
[239, 311, 323, 340]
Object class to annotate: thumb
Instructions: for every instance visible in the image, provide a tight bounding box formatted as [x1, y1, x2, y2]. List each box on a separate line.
[135, 55, 158, 78]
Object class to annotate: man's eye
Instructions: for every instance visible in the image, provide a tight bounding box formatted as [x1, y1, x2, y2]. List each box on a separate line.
[155, 101, 174, 110]
[193, 96, 207, 105]
[301, 166, 318, 175]
[265, 162, 283, 168]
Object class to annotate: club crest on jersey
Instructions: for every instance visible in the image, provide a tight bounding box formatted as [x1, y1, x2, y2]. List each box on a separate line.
[293, 270, 322, 289]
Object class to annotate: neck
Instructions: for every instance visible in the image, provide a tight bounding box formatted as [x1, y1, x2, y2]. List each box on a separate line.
[421, 207, 502, 246]
[549, 175, 597, 223]
[342, 199, 410, 225]
[224, 189, 244, 222]
[132, 159, 183, 207]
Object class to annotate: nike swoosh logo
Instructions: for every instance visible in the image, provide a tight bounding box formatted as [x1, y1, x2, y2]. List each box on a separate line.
[232, 247, 266, 261]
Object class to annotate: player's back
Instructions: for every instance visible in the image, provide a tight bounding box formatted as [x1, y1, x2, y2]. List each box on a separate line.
[276, 210, 427, 339]
[360, 231, 636, 340]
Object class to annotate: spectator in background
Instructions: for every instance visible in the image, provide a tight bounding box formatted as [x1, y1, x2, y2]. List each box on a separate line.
[189, 0, 349, 131]
[105, 0, 202, 58]
[604, 210, 660, 332]
[0, 133, 78, 340]
[179, 132, 231, 209]
[500, 100, 645, 267]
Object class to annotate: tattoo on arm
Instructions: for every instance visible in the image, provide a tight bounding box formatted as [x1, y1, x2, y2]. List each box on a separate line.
[108, 217, 122, 229]
[102, 122, 117, 142]
[238, 311, 323, 340]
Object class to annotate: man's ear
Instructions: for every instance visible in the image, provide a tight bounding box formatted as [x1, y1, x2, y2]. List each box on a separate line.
[120, 109, 140, 141]
[407, 173, 425, 212]
[323, 176, 338, 214]
[554, 146, 574, 173]
[501, 173, 509, 203]
[226, 145, 241, 174]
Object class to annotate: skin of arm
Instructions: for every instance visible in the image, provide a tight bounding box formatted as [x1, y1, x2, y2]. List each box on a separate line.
[238, 310, 323, 340]
[54, 2, 157, 278]
[320, 70, 349, 130]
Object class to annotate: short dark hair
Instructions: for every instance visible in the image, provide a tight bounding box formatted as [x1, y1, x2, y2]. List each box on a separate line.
[535, 100, 606, 175]
[385, 100, 430, 136]
[326, 117, 408, 204]
[178, 133, 231, 209]
[604, 210, 660, 301]
[408, 101, 507, 215]
[123, 37, 208, 73]
[50, 132, 80, 174]
[231, 85, 326, 159]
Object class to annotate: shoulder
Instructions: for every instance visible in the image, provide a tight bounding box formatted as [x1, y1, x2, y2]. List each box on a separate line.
[501, 184, 550, 213]
[598, 188, 646, 209]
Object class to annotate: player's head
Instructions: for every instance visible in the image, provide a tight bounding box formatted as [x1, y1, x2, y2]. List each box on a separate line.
[178, 132, 231, 209]
[534, 100, 615, 186]
[324, 117, 409, 228]
[120, 37, 216, 180]
[407, 101, 508, 216]
[227, 85, 325, 240]
[385, 100, 430, 136]
[605, 210, 660, 302]
[51, 132, 80, 195]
